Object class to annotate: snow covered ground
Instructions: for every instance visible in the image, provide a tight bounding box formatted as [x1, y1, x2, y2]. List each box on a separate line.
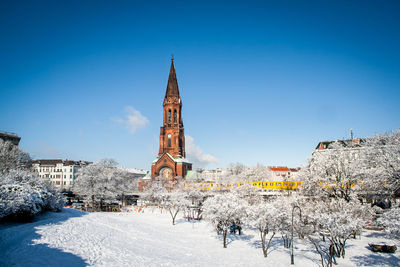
[0, 207, 399, 267]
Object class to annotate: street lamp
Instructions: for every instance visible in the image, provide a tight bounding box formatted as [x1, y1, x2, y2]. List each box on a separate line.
[291, 205, 302, 265]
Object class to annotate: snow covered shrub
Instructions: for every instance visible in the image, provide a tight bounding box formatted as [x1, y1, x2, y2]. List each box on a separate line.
[0, 170, 64, 221]
[0, 141, 64, 221]
[378, 207, 400, 240]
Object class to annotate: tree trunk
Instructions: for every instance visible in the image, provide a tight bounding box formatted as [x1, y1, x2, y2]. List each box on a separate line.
[91, 195, 95, 211]
[308, 236, 329, 267]
[261, 232, 267, 257]
[265, 232, 275, 257]
[169, 208, 179, 225]
[223, 229, 227, 248]
[340, 240, 346, 258]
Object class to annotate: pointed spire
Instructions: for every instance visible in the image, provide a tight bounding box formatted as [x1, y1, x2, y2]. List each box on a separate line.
[165, 55, 180, 99]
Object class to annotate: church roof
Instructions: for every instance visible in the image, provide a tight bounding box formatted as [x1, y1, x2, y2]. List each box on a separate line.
[152, 153, 191, 164]
[164, 57, 180, 99]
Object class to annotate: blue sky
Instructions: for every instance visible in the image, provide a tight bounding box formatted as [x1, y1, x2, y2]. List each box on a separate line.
[1, 0, 399, 170]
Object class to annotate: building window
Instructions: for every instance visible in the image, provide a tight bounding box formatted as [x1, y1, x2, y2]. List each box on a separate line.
[168, 134, 171, 147]
[173, 109, 177, 123]
[168, 109, 171, 123]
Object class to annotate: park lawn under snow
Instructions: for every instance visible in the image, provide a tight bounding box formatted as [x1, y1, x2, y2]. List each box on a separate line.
[0, 208, 399, 267]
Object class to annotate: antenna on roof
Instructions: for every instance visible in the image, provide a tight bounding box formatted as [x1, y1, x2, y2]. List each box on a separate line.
[350, 128, 354, 140]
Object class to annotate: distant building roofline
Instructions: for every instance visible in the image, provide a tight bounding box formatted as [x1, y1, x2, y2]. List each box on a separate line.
[32, 159, 92, 166]
[0, 131, 21, 146]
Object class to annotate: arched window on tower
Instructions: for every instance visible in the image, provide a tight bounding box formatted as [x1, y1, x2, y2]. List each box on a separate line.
[168, 110, 171, 124]
[173, 109, 177, 123]
[168, 134, 171, 147]
[164, 110, 167, 124]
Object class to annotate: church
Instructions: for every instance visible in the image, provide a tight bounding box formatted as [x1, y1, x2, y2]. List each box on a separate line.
[151, 57, 192, 179]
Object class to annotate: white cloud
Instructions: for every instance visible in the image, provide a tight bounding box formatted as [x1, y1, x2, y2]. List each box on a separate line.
[185, 135, 218, 168]
[114, 106, 149, 134]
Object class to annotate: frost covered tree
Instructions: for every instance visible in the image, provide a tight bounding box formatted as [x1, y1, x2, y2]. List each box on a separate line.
[202, 191, 248, 248]
[141, 179, 191, 225]
[0, 140, 31, 172]
[163, 190, 191, 225]
[377, 207, 400, 240]
[227, 162, 246, 176]
[361, 129, 400, 198]
[246, 199, 279, 257]
[73, 158, 123, 211]
[273, 195, 304, 248]
[142, 177, 168, 205]
[232, 183, 259, 205]
[242, 163, 274, 182]
[112, 168, 141, 205]
[301, 128, 400, 201]
[181, 184, 206, 220]
[303, 198, 371, 267]
[300, 141, 361, 201]
[217, 163, 274, 183]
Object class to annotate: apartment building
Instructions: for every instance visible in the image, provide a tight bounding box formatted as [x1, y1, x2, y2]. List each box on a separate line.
[32, 159, 91, 190]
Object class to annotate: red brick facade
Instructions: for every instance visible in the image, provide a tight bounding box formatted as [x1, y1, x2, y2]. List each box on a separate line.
[151, 58, 192, 179]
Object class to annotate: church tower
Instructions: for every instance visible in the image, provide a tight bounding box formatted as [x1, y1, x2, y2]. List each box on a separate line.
[151, 57, 192, 179]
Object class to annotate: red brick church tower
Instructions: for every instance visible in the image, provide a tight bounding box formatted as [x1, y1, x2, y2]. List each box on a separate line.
[151, 57, 192, 179]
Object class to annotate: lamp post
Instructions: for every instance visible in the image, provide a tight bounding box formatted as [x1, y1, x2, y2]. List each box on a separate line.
[291, 205, 302, 265]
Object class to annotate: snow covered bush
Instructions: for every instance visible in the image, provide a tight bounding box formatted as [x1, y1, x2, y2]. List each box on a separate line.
[0, 170, 64, 221]
[377, 207, 400, 240]
[0, 141, 64, 221]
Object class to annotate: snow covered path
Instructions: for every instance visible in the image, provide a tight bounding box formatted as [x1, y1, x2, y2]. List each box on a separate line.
[0, 208, 399, 266]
